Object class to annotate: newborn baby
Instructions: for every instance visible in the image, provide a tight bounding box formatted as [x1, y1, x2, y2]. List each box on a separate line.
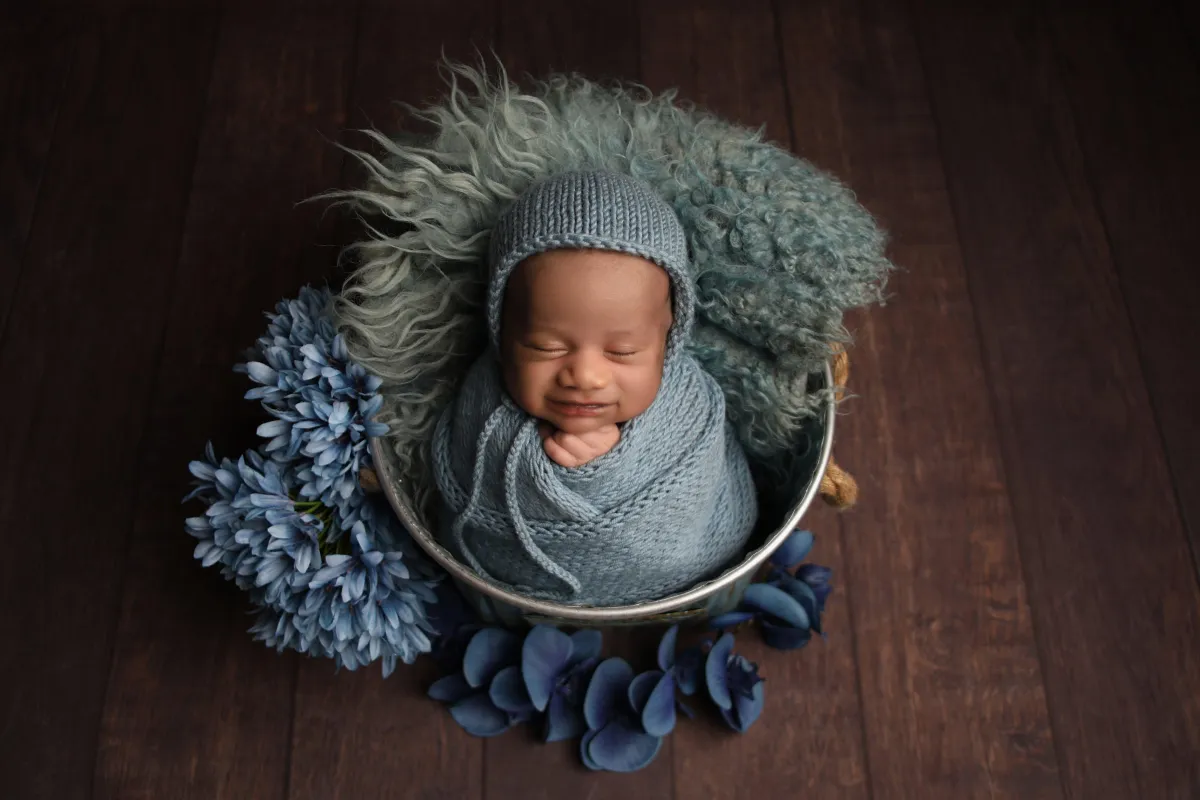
[432, 170, 758, 606]
[503, 247, 672, 469]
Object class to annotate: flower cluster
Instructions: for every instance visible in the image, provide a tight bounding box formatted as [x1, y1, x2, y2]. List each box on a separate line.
[709, 529, 832, 651]
[236, 286, 387, 525]
[184, 287, 443, 675]
[428, 622, 768, 772]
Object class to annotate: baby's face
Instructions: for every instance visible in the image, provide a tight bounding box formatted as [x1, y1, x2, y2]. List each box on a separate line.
[500, 248, 673, 435]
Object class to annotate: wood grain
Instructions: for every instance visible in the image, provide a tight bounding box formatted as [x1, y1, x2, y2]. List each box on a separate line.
[0, 9, 73, 340]
[0, 7, 217, 799]
[2, 2, 1198, 796]
[911, 1, 1200, 795]
[285, 4, 495, 798]
[93, 7, 356, 799]
[640, 2, 871, 798]
[1045, 2, 1200, 581]
[778, 2, 1063, 797]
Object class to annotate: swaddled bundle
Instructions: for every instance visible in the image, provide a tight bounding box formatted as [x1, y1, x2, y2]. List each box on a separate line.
[432, 170, 758, 606]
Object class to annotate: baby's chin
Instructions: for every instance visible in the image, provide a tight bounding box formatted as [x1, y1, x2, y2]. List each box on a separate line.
[544, 413, 616, 435]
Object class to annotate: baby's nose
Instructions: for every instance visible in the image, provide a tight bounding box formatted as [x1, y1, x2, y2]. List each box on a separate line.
[563, 351, 610, 389]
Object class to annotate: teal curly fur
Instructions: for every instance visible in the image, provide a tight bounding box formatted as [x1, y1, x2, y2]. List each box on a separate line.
[325, 55, 892, 521]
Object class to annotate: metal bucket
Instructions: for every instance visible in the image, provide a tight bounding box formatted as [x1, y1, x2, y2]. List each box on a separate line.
[371, 361, 835, 627]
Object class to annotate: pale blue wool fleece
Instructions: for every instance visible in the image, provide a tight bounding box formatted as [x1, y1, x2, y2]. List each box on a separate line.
[431, 170, 759, 605]
[328, 58, 892, 524]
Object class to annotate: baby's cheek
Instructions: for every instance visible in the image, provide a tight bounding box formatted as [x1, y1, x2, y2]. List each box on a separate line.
[521, 364, 558, 409]
[621, 363, 665, 418]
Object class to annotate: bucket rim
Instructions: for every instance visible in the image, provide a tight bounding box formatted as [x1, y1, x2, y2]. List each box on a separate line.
[370, 360, 836, 622]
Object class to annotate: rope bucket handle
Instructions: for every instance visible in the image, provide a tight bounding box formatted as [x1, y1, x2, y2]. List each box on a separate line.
[819, 348, 858, 509]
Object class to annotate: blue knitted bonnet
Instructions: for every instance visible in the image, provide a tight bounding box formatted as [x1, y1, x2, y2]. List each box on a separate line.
[486, 170, 695, 358]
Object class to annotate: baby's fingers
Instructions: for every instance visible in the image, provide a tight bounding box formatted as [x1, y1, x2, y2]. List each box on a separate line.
[542, 435, 581, 468]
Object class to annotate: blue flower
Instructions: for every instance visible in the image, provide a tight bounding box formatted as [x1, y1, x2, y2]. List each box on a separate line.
[185, 437, 441, 675]
[428, 627, 528, 736]
[709, 531, 833, 651]
[521, 625, 603, 742]
[656, 624, 707, 719]
[705, 633, 765, 733]
[796, 563, 833, 607]
[580, 657, 676, 772]
[237, 286, 389, 505]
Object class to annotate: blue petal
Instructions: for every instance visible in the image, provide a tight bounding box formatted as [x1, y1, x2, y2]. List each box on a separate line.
[246, 361, 277, 385]
[583, 657, 634, 730]
[705, 633, 735, 710]
[490, 665, 534, 714]
[521, 625, 573, 712]
[641, 672, 677, 737]
[568, 629, 603, 668]
[656, 624, 678, 671]
[760, 621, 813, 651]
[580, 730, 603, 771]
[463, 628, 521, 688]
[544, 692, 587, 743]
[675, 646, 705, 696]
[769, 529, 814, 569]
[742, 583, 810, 630]
[449, 693, 511, 737]
[720, 678, 765, 733]
[778, 577, 821, 633]
[428, 673, 473, 703]
[628, 670, 662, 715]
[188, 460, 216, 481]
[708, 610, 756, 629]
[257, 419, 290, 438]
[587, 721, 662, 773]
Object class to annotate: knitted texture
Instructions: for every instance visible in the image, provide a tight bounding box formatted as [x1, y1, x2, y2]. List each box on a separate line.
[432, 350, 759, 605]
[326, 57, 893, 522]
[487, 170, 695, 359]
[433, 167, 757, 605]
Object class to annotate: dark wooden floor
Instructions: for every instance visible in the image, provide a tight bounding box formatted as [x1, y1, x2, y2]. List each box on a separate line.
[2, 0, 1199, 797]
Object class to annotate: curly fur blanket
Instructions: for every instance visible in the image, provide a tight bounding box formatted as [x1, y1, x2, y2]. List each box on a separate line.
[326, 56, 892, 524]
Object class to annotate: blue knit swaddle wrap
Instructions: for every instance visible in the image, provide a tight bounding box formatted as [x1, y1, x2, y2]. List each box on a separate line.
[432, 170, 759, 605]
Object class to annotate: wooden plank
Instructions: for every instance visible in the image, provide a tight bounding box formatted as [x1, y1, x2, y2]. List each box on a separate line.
[1046, 2, 1200, 580]
[640, 2, 871, 797]
[911, 2, 1200, 796]
[1176, 0, 1200, 66]
[91, 7, 357, 799]
[284, 4, 494, 798]
[0, 8, 217, 800]
[0, 9, 74, 341]
[778, 1, 1063, 797]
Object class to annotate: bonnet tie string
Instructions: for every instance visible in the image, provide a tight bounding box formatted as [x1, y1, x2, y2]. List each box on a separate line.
[451, 396, 582, 599]
[450, 403, 506, 582]
[502, 414, 582, 598]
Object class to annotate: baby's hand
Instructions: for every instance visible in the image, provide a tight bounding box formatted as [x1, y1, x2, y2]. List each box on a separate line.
[539, 422, 620, 468]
